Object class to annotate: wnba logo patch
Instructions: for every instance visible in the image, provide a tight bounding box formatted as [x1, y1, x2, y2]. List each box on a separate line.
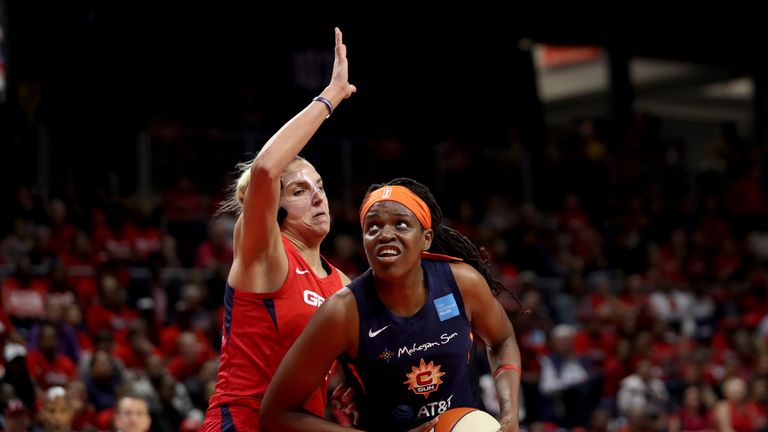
[382, 187, 392, 199]
[404, 358, 445, 398]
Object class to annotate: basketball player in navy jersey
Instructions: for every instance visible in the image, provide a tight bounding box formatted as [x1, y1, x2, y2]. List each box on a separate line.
[261, 178, 521, 432]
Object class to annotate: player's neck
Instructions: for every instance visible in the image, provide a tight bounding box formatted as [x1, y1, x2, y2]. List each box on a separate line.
[376, 267, 426, 317]
[285, 233, 324, 272]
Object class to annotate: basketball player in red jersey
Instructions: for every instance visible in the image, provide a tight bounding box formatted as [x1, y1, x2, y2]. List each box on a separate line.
[200, 27, 356, 432]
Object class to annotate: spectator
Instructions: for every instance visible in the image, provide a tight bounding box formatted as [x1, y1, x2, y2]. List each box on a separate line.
[153, 376, 187, 432]
[0, 219, 34, 264]
[1, 344, 36, 412]
[46, 199, 77, 256]
[132, 355, 193, 421]
[27, 296, 80, 363]
[167, 331, 210, 383]
[67, 380, 99, 432]
[0, 302, 23, 345]
[158, 302, 212, 359]
[26, 323, 77, 391]
[114, 394, 151, 432]
[748, 378, 768, 430]
[714, 377, 762, 432]
[668, 386, 716, 432]
[1, 399, 32, 432]
[194, 218, 233, 272]
[37, 386, 75, 432]
[114, 320, 160, 371]
[538, 324, 591, 428]
[617, 359, 669, 429]
[84, 350, 122, 412]
[28, 225, 56, 273]
[85, 274, 137, 344]
[63, 303, 92, 356]
[1, 257, 49, 335]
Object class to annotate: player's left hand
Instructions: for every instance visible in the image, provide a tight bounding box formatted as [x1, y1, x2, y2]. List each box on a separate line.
[329, 383, 358, 426]
[497, 415, 519, 432]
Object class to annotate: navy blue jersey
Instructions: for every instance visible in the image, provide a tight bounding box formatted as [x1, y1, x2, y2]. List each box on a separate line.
[340, 259, 481, 432]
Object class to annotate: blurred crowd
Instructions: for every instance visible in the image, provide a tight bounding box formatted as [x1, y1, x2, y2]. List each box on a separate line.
[1, 112, 767, 431]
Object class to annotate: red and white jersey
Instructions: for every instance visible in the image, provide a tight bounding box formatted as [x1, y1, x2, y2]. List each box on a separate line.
[204, 236, 344, 426]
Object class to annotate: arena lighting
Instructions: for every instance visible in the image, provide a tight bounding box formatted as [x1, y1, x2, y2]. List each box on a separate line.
[532, 43, 609, 103]
[534, 45, 604, 70]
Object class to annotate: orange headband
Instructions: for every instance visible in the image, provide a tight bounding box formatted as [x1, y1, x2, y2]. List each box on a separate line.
[359, 185, 432, 229]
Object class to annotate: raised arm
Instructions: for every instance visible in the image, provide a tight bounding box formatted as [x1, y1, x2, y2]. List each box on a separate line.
[452, 263, 521, 432]
[260, 289, 360, 431]
[229, 28, 356, 292]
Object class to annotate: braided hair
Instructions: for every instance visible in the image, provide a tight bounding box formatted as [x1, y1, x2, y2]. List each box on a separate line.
[363, 178, 521, 306]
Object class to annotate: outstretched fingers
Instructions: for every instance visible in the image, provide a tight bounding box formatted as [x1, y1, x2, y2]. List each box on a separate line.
[335, 27, 347, 60]
[330, 26, 355, 97]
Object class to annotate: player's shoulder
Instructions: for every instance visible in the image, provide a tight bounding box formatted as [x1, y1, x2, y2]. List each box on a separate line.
[335, 268, 353, 286]
[315, 287, 359, 343]
[326, 286, 357, 309]
[448, 262, 491, 311]
[448, 261, 484, 285]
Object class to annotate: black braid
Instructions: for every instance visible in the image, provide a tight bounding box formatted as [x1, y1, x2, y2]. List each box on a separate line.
[363, 178, 522, 308]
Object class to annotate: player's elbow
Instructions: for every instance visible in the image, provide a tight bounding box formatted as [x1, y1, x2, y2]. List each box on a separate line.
[250, 160, 280, 184]
[489, 333, 520, 357]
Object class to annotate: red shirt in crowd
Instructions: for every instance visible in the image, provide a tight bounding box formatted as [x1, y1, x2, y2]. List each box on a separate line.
[26, 350, 77, 390]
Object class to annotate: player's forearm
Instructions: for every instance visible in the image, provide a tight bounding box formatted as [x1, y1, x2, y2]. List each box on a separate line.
[251, 97, 335, 179]
[487, 337, 522, 422]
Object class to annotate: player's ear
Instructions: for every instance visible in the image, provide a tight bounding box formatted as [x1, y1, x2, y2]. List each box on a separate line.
[423, 228, 433, 251]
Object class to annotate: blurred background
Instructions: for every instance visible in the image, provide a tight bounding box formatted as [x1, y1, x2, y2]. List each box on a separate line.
[1, 3, 768, 432]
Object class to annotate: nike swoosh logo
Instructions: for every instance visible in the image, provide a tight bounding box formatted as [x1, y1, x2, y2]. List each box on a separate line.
[296, 268, 310, 275]
[368, 325, 391, 338]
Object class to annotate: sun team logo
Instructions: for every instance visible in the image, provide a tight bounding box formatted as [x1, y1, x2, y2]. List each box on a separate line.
[404, 358, 445, 398]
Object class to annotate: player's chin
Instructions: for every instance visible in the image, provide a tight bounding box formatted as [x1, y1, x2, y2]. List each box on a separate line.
[370, 261, 407, 280]
[312, 223, 332, 238]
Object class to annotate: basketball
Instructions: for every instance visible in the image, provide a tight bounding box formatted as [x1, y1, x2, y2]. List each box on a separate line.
[435, 407, 501, 432]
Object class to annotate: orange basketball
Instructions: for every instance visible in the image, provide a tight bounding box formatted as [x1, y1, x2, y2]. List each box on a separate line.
[434, 407, 501, 432]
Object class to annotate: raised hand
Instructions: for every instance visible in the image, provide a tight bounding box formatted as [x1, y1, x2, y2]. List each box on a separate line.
[330, 27, 357, 99]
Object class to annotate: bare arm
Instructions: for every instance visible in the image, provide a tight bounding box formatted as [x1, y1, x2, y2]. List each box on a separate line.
[714, 401, 736, 432]
[668, 415, 681, 432]
[260, 287, 439, 432]
[452, 263, 521, 432]
[260, 289, 360, 431]
[230, 27, 356, 292]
